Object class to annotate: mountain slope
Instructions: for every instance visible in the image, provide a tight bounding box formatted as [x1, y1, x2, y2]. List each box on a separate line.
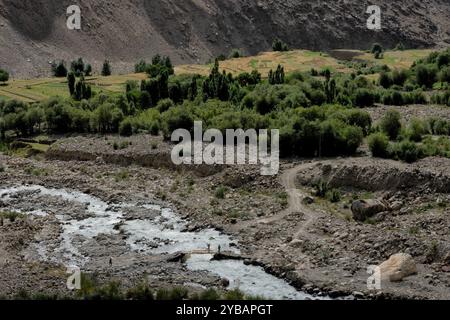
[0, 0, 449, 78]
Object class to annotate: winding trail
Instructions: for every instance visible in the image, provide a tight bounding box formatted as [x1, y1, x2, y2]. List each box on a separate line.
[257, 163, 321, 240]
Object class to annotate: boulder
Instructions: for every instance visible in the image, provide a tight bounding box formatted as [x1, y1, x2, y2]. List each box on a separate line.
[378, 253, 417, 282]
[351, 199, 388, 222]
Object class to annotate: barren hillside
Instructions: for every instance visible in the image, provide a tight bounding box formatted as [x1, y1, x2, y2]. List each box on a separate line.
[0, 0, 449, 78]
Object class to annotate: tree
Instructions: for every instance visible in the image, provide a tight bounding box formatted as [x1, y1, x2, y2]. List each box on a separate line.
[268, 65, 285, 85]
[51, 61, 68, 77]
[380, 109, 402, 140]
[67, 72, 76, 96]
[371, 43, 384, 59]
[135, 60, 147, 73]
[71, 58, 85, 76]
[272, 38, 289, 52]
[0, 69, 9, 83]
[368, 132, 389, 157]
[84, 64, 92, 76]
[379, 72, 392, 88]
[416, 65, 437, 88]
[101, 60, 112, 76]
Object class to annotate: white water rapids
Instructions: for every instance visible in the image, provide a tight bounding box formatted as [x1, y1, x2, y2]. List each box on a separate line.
[0, 184, 320, 300]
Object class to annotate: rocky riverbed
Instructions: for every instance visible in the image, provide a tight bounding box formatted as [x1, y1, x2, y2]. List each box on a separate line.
[1, 136, 450, 299]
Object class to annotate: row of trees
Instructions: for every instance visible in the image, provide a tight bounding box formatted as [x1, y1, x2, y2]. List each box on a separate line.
[52, 58, 111, 77]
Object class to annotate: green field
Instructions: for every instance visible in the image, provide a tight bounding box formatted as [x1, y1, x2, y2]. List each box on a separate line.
[0, 49, 433, 103]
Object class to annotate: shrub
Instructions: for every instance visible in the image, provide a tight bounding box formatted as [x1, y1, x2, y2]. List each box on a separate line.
[353, 88, 376, 107]
[389, 140, 422, 163]
[346, 109, 372, 135]
[161, 106, 194, 139]
[169, 287, 189, 300]
[380, 109, 402, 140]
[199, 288, 220, 300]
[368, 132, 389, 157]
[229, 48, 243, 59]
[379, 72, 392, 88]
[272, 39, 289, 52]
[326, 189, 341, 203]
[215, 185, 226, 199]
[157, 98, 175, 113]
[0, 69, 9, 82]
[314, 180, 330, 198]
[407, 118, 427, 142]
[51, 61, 67, 77]
[119, 118, 133, 137]
[439, 66, 450, 83]
[416, 65, 437, 88]
[101, 60, 112, 76]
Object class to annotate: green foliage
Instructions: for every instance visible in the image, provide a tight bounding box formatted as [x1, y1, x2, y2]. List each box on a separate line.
[229, 48, 243, 59]
[380, 109, 402, 140]
[0, 70, 8, 83]
[51, 61, 68, 78]
[368, 132, 389, 158]
[119, 118, 133, 136]
[215, 185, 226, 199]
[202, 59, 231, 101]
[406, 118, 428, 142]
[67, 72, 76, 96]
[101, 60, 112, 76]
[272, 38, 289, 52]
[371, 43, 384, 59]
[353, 88, 376, 107]
[268, 65, 285, 85]
[70, 58, 92, 77]
[388, 140, 422, 163]
[326, 189, 341, 203]
[416, 64, 437, 89]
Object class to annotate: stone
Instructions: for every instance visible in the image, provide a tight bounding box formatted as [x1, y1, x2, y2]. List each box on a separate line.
[302, 196, 314, 205]
[443, 252, 450, 265]
[378, 253, 417, 282]
[351, 199, 388, 222]
[390, 201, 403, 211]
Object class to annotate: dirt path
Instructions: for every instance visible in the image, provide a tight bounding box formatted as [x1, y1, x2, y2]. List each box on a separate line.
[250, 163, 322, 242]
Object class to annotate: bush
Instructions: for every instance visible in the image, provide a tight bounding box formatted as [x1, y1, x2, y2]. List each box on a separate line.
[416, 65, 437, 88]
[119, 118, 133, 137]
[326, 189, 341, 203]
[389, 140, 422, 163]
[51, 61, 67, 77]
[272, 39, 289, 52]
[0, 71, 8, 83]
[380, 109, 402, 140]
[161, 106, 194, 139]
[101, 60, 112, 76]
[215, 185, 226, 199]
[379, 72, 392, 88]
[368, 132, 389, 157]
[353, 88, 376, 107]
[346, 109, 372, 135]
[407, 118, 427, 142]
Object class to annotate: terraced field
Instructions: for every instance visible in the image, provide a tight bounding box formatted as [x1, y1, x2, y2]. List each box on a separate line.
[0, 49, 434, 103]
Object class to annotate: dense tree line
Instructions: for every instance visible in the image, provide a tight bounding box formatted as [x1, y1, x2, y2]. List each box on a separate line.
[2, 48, 450, 162]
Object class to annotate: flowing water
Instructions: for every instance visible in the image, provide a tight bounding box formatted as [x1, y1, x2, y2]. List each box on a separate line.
[0, 184, 321, 300]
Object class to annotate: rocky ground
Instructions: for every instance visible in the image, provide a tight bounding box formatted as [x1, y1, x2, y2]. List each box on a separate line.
[0, 133, 449, 299]
[363, 104, 450, 124]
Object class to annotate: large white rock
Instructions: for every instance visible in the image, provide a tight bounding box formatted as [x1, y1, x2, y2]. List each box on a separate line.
[378, 253, 417, 282]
